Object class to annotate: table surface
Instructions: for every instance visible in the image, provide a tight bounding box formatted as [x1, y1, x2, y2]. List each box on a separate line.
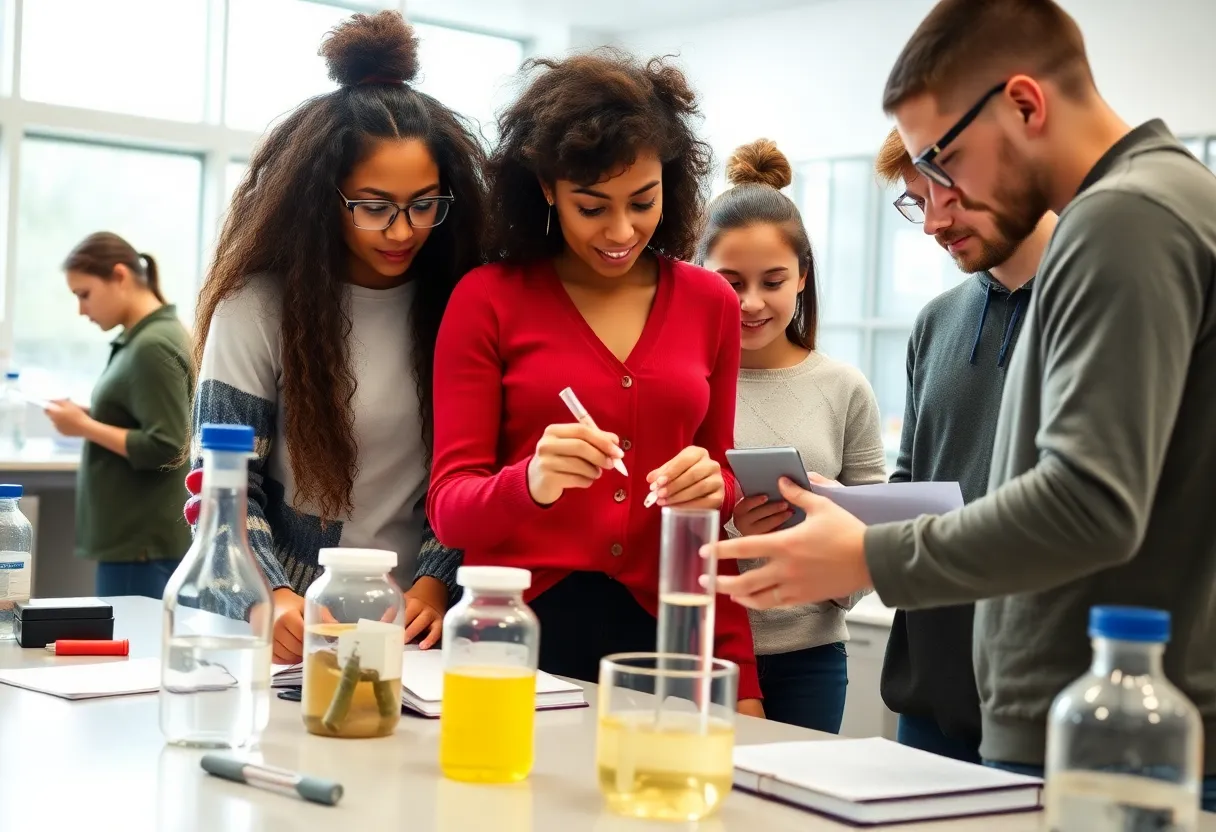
[0, 437, 81, 472]
[0, 597, 1210, 832]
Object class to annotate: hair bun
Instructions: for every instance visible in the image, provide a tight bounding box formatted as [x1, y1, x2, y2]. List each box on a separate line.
[726, 139, 792, 190]
[321, 10, 420, 88]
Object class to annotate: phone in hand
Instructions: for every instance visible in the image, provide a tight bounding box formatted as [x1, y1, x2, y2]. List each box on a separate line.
[725, 446, 814, 530]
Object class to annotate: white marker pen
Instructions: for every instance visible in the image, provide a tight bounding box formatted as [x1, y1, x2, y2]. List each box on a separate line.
[559, 387, 629, 478]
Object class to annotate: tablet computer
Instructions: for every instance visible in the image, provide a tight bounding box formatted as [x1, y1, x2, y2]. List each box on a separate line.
[725, 446, 813, 530]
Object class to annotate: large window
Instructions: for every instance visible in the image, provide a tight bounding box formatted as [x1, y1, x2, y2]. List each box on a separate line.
[0, 0, 528, 410]
[794, 157, 964, 469]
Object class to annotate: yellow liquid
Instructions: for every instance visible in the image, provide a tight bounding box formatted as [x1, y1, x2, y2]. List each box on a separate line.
[439, 667, 536, 783]
[596, 711, 734, 821]
[302, 624, 402, 739]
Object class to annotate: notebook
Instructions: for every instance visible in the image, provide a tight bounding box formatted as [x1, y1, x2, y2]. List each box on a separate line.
[732, 737, 1043, 826]
[272, 646, 587, 718]
[0, 657, 160, 700]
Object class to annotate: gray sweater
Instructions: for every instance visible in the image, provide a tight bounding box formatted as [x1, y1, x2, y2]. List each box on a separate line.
[731, 351, 887, 655]
[866, 120, 1216, 771]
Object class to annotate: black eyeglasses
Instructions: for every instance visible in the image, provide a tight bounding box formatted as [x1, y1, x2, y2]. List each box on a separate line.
[893, 192, 925, 224]
[336, 188, 455, 231]
[912, 81, 1008, 189]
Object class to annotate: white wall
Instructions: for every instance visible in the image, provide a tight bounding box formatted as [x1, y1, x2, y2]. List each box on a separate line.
[612, 0, 1216, 165]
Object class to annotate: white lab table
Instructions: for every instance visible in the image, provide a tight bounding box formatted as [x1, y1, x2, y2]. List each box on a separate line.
[0, 596, 1132, 832]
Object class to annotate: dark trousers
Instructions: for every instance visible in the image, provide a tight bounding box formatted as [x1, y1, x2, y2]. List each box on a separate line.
[896, 714, 982, 764]
[95, 560, 178, 600]
[757, 643, 848, 733]
[529, 571, 658, 685]
[985, 761, 1216, 813]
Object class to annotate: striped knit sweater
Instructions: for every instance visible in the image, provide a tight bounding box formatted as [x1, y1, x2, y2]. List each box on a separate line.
[191, 274, 460, 601]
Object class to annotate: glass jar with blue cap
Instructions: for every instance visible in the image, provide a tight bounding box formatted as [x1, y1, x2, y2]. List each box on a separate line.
[1045, 605, 1203, 829]
[302, 547, 405, 738]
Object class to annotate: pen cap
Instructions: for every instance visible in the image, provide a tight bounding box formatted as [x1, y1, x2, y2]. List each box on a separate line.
[558, 387, 587, 419]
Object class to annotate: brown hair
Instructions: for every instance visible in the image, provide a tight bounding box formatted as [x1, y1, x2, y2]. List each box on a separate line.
[63, 231, 165, 303]
[193, 11, 487, 522]
[875, 127, 916, 186]
[695, 139, 818, 351]
[485, 48, 712, 263]
[882, 0, 1093, 113]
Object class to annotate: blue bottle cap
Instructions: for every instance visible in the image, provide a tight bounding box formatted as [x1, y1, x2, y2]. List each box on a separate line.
[4, 371, 18, 380]
[1089, 606, 1170, 643]
[0, 484, 22, 499]
[200, 424, 255, 453]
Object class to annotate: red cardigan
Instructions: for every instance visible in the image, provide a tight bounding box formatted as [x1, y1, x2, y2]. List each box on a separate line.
[428, 256, 759, 700]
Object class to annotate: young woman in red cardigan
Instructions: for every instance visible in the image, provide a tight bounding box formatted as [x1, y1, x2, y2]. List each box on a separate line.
[426, 51, 763, 715]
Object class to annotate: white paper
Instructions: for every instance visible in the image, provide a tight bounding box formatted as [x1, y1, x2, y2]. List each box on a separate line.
[335, 618, 404, 680]
[809, 481, 963, 525]
[0, 657, 160, 700]
[400, 648, 581, 703]
[733, 738, 1041, 802]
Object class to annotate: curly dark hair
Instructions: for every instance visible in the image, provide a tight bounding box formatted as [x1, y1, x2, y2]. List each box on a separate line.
[484, 48, 712, 263]
[193, 11, 486, 522]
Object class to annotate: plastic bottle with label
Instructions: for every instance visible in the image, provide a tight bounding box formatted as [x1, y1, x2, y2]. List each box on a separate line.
[301, 547, 405, 738]
[439, 566, 540, 783]
[0, 484, 34, 640]
[0, 371, 27, 455]
[1045, 606, 1203, 831]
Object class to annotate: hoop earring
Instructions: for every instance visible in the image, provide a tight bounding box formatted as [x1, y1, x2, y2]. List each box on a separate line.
[546, 203, 553, 236]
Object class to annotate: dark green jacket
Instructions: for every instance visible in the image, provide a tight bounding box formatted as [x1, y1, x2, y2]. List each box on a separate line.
[76, 305, 193, 563]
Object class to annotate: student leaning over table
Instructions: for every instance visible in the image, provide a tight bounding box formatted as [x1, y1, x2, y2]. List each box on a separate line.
[696, 139, 886, 733]
[44, 232, 192, 600]
[421, 49, 764, 715]
[710, 0, 1216, 808]
[182, 11, 480, 662]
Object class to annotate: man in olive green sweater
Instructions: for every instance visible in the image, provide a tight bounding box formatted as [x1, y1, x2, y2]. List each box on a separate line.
[712, 0, 1216, 806]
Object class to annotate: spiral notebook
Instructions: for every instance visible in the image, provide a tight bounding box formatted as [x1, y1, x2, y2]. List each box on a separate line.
[272, 647, 587, 718]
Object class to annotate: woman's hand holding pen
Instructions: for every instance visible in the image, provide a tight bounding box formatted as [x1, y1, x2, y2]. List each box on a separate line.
[527, 423, 626, 506]
[646, 446, 724, 510]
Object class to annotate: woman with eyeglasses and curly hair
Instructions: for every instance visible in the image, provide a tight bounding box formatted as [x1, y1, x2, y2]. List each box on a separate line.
[184, 11, 484, 663]
[422, 49, 763, 716]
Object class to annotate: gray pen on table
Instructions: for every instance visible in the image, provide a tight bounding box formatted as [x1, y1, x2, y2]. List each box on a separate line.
[200, 754, 343, 807]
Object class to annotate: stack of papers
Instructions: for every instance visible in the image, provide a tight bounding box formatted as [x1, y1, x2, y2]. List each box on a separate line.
[809, 481, 963, 524]
[733, 738, 1042, 825]
[0, 657, 160, 700]
[273, 646, 587, 718]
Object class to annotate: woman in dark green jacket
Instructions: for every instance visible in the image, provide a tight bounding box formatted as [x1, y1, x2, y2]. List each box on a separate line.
[44, 232, 193, 599]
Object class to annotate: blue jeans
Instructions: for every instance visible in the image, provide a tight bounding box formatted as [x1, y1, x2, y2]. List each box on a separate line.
[756, 642, 847, 733]
[95, 560, 179, 600]
[985, 761, 1216, 813]
[897, 714, 981, 764]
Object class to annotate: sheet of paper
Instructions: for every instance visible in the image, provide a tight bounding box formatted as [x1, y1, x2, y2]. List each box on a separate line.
[809, 481, 963, 525]
[0, 657, 160, 700]
[401, 648, 582, 702]
[733, 737, 1041, 802]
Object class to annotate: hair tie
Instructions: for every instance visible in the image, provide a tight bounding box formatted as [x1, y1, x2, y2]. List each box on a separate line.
[357, 75, 405, 86]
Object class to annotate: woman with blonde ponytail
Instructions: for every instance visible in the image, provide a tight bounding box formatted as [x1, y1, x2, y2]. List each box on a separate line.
[46, 230, 193, 598]
[697, 139, 887, 732]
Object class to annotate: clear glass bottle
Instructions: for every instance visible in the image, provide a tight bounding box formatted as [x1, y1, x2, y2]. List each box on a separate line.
[302, 548, 405, 738]
[439, 566, 540, 783]
[160, 424, 274, 748]
[1045, 605, 1203, 831]
[0, 484, 33, 640]
[0, 371, 26, 454]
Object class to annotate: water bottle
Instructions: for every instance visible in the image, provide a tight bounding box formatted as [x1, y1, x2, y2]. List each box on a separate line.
[160, 424, 274, 748]
[0, 371, 26, 454]
[0, 484, 33, 640]
[1045, 606, 1203, 831]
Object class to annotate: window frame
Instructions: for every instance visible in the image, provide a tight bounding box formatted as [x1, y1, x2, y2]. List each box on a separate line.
[0, 0, 529, 381]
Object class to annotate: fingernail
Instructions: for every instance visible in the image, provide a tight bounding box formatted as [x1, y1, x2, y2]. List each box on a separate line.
[699, 544, 711, 558]
[611, 445, 624, 458]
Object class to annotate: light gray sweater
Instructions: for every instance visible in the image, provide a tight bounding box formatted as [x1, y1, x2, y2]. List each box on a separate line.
[731, 350, 887, 655]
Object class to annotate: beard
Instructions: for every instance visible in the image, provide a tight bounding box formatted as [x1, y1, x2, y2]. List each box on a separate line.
[945, 136, 1052, 273]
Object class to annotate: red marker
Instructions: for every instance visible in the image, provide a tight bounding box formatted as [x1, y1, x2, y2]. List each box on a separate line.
[44, 639, 130, 656]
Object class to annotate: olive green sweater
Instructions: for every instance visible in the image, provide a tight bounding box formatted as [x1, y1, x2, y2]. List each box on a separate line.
[75, 304, 193, 563]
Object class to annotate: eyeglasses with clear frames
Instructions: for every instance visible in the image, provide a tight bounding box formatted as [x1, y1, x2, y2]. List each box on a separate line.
[336, 188, 455, 231]
[893, 193, 926, 224]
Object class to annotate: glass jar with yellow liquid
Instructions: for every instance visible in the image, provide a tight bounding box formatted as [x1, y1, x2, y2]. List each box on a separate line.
[439, 566, 539, 783]
[301, 548, 405, 739]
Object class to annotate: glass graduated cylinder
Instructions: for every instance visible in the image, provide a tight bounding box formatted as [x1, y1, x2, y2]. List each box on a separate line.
[656, 507, 719, 661]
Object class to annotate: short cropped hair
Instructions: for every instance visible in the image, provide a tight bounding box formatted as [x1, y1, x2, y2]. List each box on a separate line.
[883, 0, 1093, 113]
[874, 127, 915, 187]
